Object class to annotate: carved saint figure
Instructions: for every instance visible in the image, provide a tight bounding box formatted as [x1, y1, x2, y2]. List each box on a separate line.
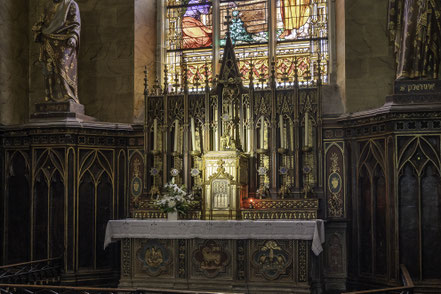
[33, 0, 81, 102]
[220, 124, 237, 151]
[389, 0, 441, 79]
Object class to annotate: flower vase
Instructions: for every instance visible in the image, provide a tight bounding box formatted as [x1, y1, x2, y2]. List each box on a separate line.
[167, 211, 178, 221]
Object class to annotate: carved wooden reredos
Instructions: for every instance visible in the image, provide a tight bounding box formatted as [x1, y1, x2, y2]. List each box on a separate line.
[135, 27, 323, 220]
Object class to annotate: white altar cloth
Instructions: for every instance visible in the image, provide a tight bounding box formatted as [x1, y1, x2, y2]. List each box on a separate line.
[104, 219, 325, 255]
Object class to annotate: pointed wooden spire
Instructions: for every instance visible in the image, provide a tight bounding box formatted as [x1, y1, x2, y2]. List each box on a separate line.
[204, 62, 210, 91]
[173, 72, 179, 93]
[270, 57, 276, 89]
[163, 65, 169, 94]
[218, 10, 241, 86]
[144, 66, 148, 125]
[249, 58, 254, 88]
[294, 57, 299, 88]
[182, 62, 189, 94]
[144, 66, 148, 96]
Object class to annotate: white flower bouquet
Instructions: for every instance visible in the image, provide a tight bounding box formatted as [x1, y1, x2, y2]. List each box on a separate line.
[154, 182, 194, 214]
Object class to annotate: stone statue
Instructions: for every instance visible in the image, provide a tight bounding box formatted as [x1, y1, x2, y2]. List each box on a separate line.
[388, 0, 441, 79]
[220, 124, 236, 151]
[33, 0, 81, 103]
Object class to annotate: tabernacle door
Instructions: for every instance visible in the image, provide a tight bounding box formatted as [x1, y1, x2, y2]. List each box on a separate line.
[212, 178, 230, 210]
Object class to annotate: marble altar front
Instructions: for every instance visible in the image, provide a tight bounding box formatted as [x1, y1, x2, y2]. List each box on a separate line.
[105, 219, 325, 293]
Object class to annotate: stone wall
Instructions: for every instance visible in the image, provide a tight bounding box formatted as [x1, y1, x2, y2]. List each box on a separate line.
[134, 0, 157, 122]
[335, 0, 346, 112]
[0, 0, 29, 125]
[343, 0, 395, 113]
[1, 0, 395, 124]
[29, 0, 136, 123]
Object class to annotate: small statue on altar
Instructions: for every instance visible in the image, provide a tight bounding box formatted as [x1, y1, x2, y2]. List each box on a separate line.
[388, 0, 441, 79]
[220, 124, 237, 151]
[33, 0, 81, 102]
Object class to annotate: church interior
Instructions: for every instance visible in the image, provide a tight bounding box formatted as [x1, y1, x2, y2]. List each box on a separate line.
[0, 0, 440, 293]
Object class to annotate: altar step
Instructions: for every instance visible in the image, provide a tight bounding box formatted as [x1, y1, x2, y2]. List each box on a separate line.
[0, 283, 242, 294]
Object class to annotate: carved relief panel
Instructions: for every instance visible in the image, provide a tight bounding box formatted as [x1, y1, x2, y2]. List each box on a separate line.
[249, 240, 294, 282]
[134, 239, 174, 278]
[190, 239, 233, 280]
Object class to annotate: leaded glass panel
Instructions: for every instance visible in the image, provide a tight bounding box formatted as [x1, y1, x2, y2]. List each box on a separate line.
[164, 0, 329, 88]
[220, 0, 268, 46]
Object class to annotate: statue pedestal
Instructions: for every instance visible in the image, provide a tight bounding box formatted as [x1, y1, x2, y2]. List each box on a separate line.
[30, 100, 96, 122]
[202, 151, 248, 220]
[384, 79, 441, 112]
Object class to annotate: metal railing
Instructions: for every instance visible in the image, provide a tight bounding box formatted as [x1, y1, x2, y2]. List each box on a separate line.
[343, 265, 414, 294]
[0, 257, 62, 284]
[0, 284, 242, 294]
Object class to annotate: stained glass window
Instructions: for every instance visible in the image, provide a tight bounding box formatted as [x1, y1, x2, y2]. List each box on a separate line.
[276, 0, 328, 84]
[220, 1, 268, 45]
[164, 0, 328, 89]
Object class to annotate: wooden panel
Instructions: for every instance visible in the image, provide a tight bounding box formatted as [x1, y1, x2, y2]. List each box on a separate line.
[359, 166, 372, 274]
[421, 164, 441, 279]
[374, 168, 387, 276]
[34, 172, 48, 260]
[96, 173, 113, 268]
[7, 152, 30, 264]
[399, 164, 419, 279]
[50, 171, 65, 258]
[78, 173, 94, 269]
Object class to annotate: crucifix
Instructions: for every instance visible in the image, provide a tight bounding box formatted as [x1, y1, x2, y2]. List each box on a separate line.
[224, 9, 232, 36]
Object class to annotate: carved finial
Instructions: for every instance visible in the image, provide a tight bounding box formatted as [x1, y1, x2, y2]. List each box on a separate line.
[144, 66, 148, 137]
[281, 71, 289, 85]
[317, 40, 322, 85]
[270, 57, 276, 89]
[163, 65, 169, 94]
[144, 66, 148, 96]
[194, 68, 201, 91]
[153, 78, 161, 95]
[224, 10, 232, 37]
[293, 58, 299, 87]
[259, 72, 266, 89]
[183, 63, 189, 93]
[213, 74, 219, 87]
[216, 159, 225, 173]
[249, 59, 254, 88]
[317, 60, 322, 85]
[204, 62, 210, 91]
[304, 60, 311, 83]
[173, 72, 179, 93]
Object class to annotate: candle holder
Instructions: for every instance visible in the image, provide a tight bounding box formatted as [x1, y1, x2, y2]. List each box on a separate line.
[302, 183, 313, 198]
[277, 148, 288, 154]
[149, 185, 160, 198]
[302, 146, 312, 152]
[190, 150, 201, 157]
[256, 148, 268, 154]
[151, 150, 161, 156]
[279, 184, 289, 199]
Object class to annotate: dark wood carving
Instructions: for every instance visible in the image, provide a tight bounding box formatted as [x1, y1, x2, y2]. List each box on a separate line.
[7, 152, 30, 264]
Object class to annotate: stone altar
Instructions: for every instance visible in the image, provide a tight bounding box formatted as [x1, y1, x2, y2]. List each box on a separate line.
[105, 219, 325, 293]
